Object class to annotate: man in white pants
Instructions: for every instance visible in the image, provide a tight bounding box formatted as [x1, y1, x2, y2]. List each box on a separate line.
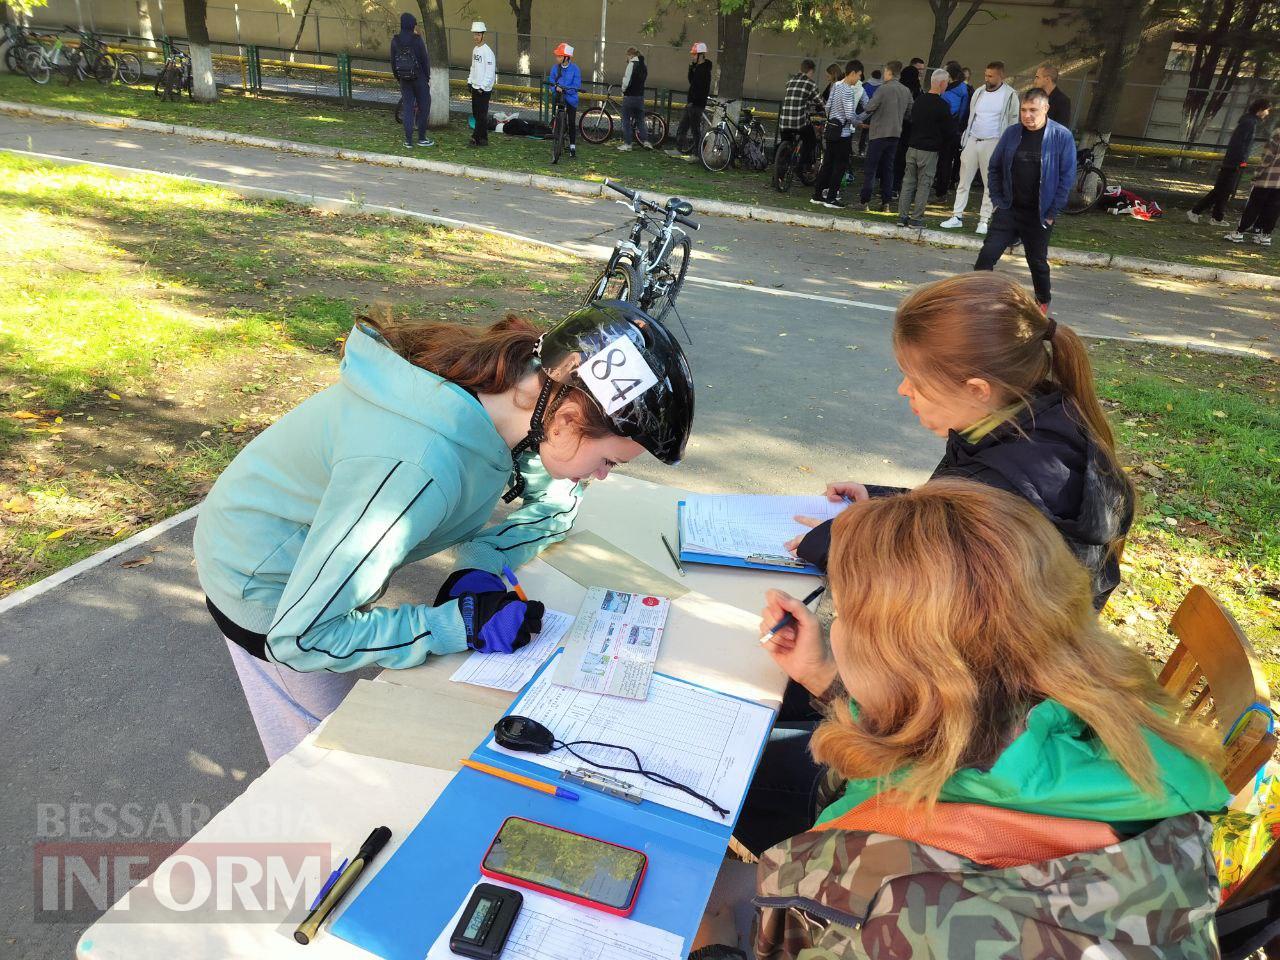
[941, 60, 1019, 235]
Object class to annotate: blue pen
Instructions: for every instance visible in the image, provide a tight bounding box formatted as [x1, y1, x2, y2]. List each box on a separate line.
[310, 857, 348, 910]
[759, 586, 826, 645]
[501, 563, 529, 602]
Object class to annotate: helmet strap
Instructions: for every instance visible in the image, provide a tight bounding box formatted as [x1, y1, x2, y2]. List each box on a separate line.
[502, 376, 557, 503]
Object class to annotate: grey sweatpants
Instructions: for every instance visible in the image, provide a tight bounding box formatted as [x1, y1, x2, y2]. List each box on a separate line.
[225, 640, 359, 764]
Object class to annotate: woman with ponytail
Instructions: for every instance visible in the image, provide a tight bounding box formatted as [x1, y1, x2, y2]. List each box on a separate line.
[711, 481, 1226, 960]
[194, 304, 694, 762]
[793, 271, 1135, 611]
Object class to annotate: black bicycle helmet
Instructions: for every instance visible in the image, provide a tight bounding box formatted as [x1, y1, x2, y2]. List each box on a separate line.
[503, 301, 695, 501]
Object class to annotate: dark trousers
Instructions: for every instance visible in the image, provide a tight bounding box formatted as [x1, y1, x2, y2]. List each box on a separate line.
[1240, 186, 1280, 235]
[733, 722, 825, 857]
[975, 206, 1055, 305]
[781, 124, 818, 168]
[892, 119, 911, 192]
[676, 100, 705, 152]
[1192, 165, 1243, 221]
[470, 86, 491, 144]
[860, 135, 898, 205]
[934, 134, 959, 195]
[813, 135, 852, 201]
[621, 94, 647, 144]
[399, 76, 430, 142]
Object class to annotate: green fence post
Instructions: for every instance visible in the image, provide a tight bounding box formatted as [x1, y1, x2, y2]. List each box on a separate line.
[246, 44, 260, 91]
[338, 52, 351, 101]
[160, 36, 173, 58]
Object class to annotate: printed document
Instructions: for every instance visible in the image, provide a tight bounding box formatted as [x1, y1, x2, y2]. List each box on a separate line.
[450, 609, 574, 692]
[679, 493, 848, 559]
[551, 587, 670, 700]
[426, 879, 684, 960]
[493, 653, 774, 823]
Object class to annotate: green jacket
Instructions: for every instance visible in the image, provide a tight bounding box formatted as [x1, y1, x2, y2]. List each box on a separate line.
[818, 699, 1230, 833]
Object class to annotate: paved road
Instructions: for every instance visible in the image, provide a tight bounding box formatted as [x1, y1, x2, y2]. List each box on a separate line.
[0, 110, 1275, 957]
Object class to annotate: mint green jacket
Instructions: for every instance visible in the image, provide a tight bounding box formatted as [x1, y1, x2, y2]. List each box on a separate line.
[193, 325, 582, 672]
[817, 699, 1230, 831]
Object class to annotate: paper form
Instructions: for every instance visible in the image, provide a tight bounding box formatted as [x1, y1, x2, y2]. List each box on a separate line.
[449, 609, 575, 692]
[679, 493, 849, 559]
[550, 587, 671, 700]
[425, 879, 685, 960]
[492, 654, 774, 823]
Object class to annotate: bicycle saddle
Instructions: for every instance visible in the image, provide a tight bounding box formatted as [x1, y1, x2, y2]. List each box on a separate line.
[666, 197, 694, 216]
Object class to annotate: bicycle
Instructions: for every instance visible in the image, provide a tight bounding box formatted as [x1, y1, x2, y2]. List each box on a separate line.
[2, 25, 49, 76]
[1065, 136, 1109, 215]
[549, 83, 571, 164]
[772, 112, 825, 193]
[21, 34, 80, 85]
[577, 85, 667, 149]
[586, 179, 699, 332]
[699, 99, 769, 173]
[72, 30, 118, 85]
[154, 43, 191, 101]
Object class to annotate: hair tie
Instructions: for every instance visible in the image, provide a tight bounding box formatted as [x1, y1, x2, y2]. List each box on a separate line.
[1043, 318, 1057, 342]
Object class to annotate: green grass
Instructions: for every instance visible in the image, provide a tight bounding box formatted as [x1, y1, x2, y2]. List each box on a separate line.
[1, 75, 1276, 277]
[0, 151, 585, 592]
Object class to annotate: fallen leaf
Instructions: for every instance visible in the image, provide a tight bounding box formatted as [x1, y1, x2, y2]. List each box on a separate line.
[121, 556, 154, 568]
[1212, 410, 1227, 418]
[108, 392, 121, 400]
[10, 410, 39, 420]
[46, 528, 73, 540]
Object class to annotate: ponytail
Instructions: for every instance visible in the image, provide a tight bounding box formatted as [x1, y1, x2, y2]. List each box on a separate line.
[1046, 321, 1116, 453]
[360, 312, 540, 394]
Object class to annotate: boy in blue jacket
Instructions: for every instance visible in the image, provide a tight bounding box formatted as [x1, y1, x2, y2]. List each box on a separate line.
[549, 42, 581, 157]
[973, 87, 1076, 310]
[390, 12, 434, 149]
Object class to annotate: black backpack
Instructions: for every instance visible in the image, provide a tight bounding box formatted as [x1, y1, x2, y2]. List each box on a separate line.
[392, 39, 418, 81]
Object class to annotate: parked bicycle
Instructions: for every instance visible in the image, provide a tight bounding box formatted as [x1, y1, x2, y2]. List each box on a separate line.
[2, 25, 49, 76]
[22, 32, 85, 85]
[154, 43, 191, 101]
[549, 83, 571, 164]
[586, 179, 698, 333]
[674, 100, 716, 154]
[578, 85, 667, 149]
[72, 30, 119, 85]
[699, 99, 769, 173]
[772, 112, 825, 193]
[1066, 136, 1110, 215]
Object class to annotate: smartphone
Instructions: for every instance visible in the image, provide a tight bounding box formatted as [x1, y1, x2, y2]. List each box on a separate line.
[480, 817, 647, 916]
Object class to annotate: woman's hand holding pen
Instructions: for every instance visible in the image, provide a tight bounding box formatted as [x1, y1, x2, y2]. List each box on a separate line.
[784, 481, 869, 554]
[759, 589, 836, 696]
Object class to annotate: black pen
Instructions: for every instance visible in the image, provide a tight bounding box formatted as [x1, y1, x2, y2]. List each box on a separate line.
[759, 586, 825, 645]
[294, 826, 392, 945]
[660, 533, 686, 577]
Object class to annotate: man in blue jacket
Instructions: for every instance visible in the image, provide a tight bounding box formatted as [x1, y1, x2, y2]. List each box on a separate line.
[390, 12, 434, 148]
[973, 88, 1075, 311]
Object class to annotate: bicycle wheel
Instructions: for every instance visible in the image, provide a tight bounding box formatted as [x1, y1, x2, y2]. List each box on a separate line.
[551, 112, 565, 164]
[772, 140, 795, 192]
[746, 122, 769, 171]
[644, 236, 691, 322]
[162, 63, 181, 101]
[699, 128, 733, 172]
[94, 52, 116, 84]
[578, 106, 613, 144]
[797, 140, 822, 186]
[1066, 166, 1107, 215]
[24, 50, 50, 84]
[585, 259, 642, 307]
[4, 43, 25, 75]
[115, 52, 141, 84]
[644, 111, 667, 148]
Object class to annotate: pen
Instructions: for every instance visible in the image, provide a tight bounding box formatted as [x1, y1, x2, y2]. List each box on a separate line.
[308, 857, 348, 910]
[293, 826, 392, 945]
[501, 563, 529, 602]
[759, 586, 826, 645]
[660, 534, 686, 577]
[460, 758, 579, 801]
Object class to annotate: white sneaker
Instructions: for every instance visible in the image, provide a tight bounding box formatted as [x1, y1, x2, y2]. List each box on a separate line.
[641, 140, 654, 150]
[1256, 234, 1272, 247]
[1209, 217, 1227, 227]
[976, 221, 988, 235]
[939, 216, 963, 229]
[1186, 210, 1201, 224]
[1224, 231, 1245, 243]
[617, 143, 633, 151]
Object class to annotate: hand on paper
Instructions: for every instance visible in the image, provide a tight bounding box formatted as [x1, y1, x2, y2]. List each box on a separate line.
[785, 482, 866, 553]
[760, 589, 836, 696]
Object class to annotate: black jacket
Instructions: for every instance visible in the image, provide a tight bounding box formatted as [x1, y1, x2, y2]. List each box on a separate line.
[908, 92, 954, 151]
[688, 59, 712, 105]
[1047, 85, 1072, 127]
[796, 390, 1134, 610]
[1224, 113, 1260, 169]
[623, 54, 647, 97]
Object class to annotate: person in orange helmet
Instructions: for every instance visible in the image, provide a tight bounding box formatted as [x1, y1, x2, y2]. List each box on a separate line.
[548, 42, 582, 158]
[671, 41, 713, 157]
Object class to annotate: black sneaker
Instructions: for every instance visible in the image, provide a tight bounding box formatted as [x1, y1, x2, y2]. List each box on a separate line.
[823, 198, 848, 209]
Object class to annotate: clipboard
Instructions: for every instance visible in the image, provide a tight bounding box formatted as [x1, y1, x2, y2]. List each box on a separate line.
[676, 500, 823, 576]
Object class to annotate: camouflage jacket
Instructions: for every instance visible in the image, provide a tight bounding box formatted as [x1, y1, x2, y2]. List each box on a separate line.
[754, 812, 1220, 959]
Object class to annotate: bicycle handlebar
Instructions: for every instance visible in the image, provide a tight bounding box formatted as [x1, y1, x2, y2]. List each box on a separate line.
[605, 179, 697, 229]
[675, 214, 700, 231]
[605, 179, 637, 201]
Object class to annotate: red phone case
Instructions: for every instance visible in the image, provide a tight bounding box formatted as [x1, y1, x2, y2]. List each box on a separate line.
[480, 816, 647, 917]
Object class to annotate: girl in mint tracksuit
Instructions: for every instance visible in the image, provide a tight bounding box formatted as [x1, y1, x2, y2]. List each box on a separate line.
[195, 305, 694, 762]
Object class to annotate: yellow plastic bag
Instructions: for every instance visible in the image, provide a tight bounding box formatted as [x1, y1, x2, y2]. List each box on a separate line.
[1214, 772, 1280, 899]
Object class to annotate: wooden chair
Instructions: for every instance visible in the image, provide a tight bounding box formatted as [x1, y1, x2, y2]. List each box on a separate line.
[1157, 585, 1276, 795]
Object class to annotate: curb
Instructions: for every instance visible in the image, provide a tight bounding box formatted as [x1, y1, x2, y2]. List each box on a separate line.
[2, 100, 1277, 292]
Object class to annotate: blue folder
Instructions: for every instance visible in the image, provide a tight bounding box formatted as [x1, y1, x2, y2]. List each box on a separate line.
[331, 655, 776, 960]
[676, 499, 823, 576]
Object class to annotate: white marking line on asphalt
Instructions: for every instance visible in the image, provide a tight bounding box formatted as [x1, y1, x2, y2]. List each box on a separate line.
[3, 147, 897, 314]
[0, 506, 200, 615]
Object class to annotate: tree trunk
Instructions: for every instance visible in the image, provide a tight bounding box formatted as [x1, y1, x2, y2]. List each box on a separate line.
[415, 0, 450, 127]
[1080, 0, 1152, 152]
[927, 0, 989, 69]
[509, 0, 532, 76]
[136, 0, 155, 42]
[183, 0, 218, 103]
[290, 0, 316, 52]
[716, 8, 750, 105]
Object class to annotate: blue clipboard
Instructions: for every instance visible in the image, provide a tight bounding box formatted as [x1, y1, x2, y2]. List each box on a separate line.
[331, 653, 777, 960]
[677, 499, 823, 576]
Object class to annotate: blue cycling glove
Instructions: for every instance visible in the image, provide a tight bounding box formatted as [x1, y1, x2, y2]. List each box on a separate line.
[434, 568, 506, 604]
[457, 591, 545, 654]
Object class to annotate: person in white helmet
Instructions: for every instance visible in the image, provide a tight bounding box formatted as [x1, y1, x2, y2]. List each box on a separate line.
[467, 21, 496, 147]
[671, 42, 713, 157]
